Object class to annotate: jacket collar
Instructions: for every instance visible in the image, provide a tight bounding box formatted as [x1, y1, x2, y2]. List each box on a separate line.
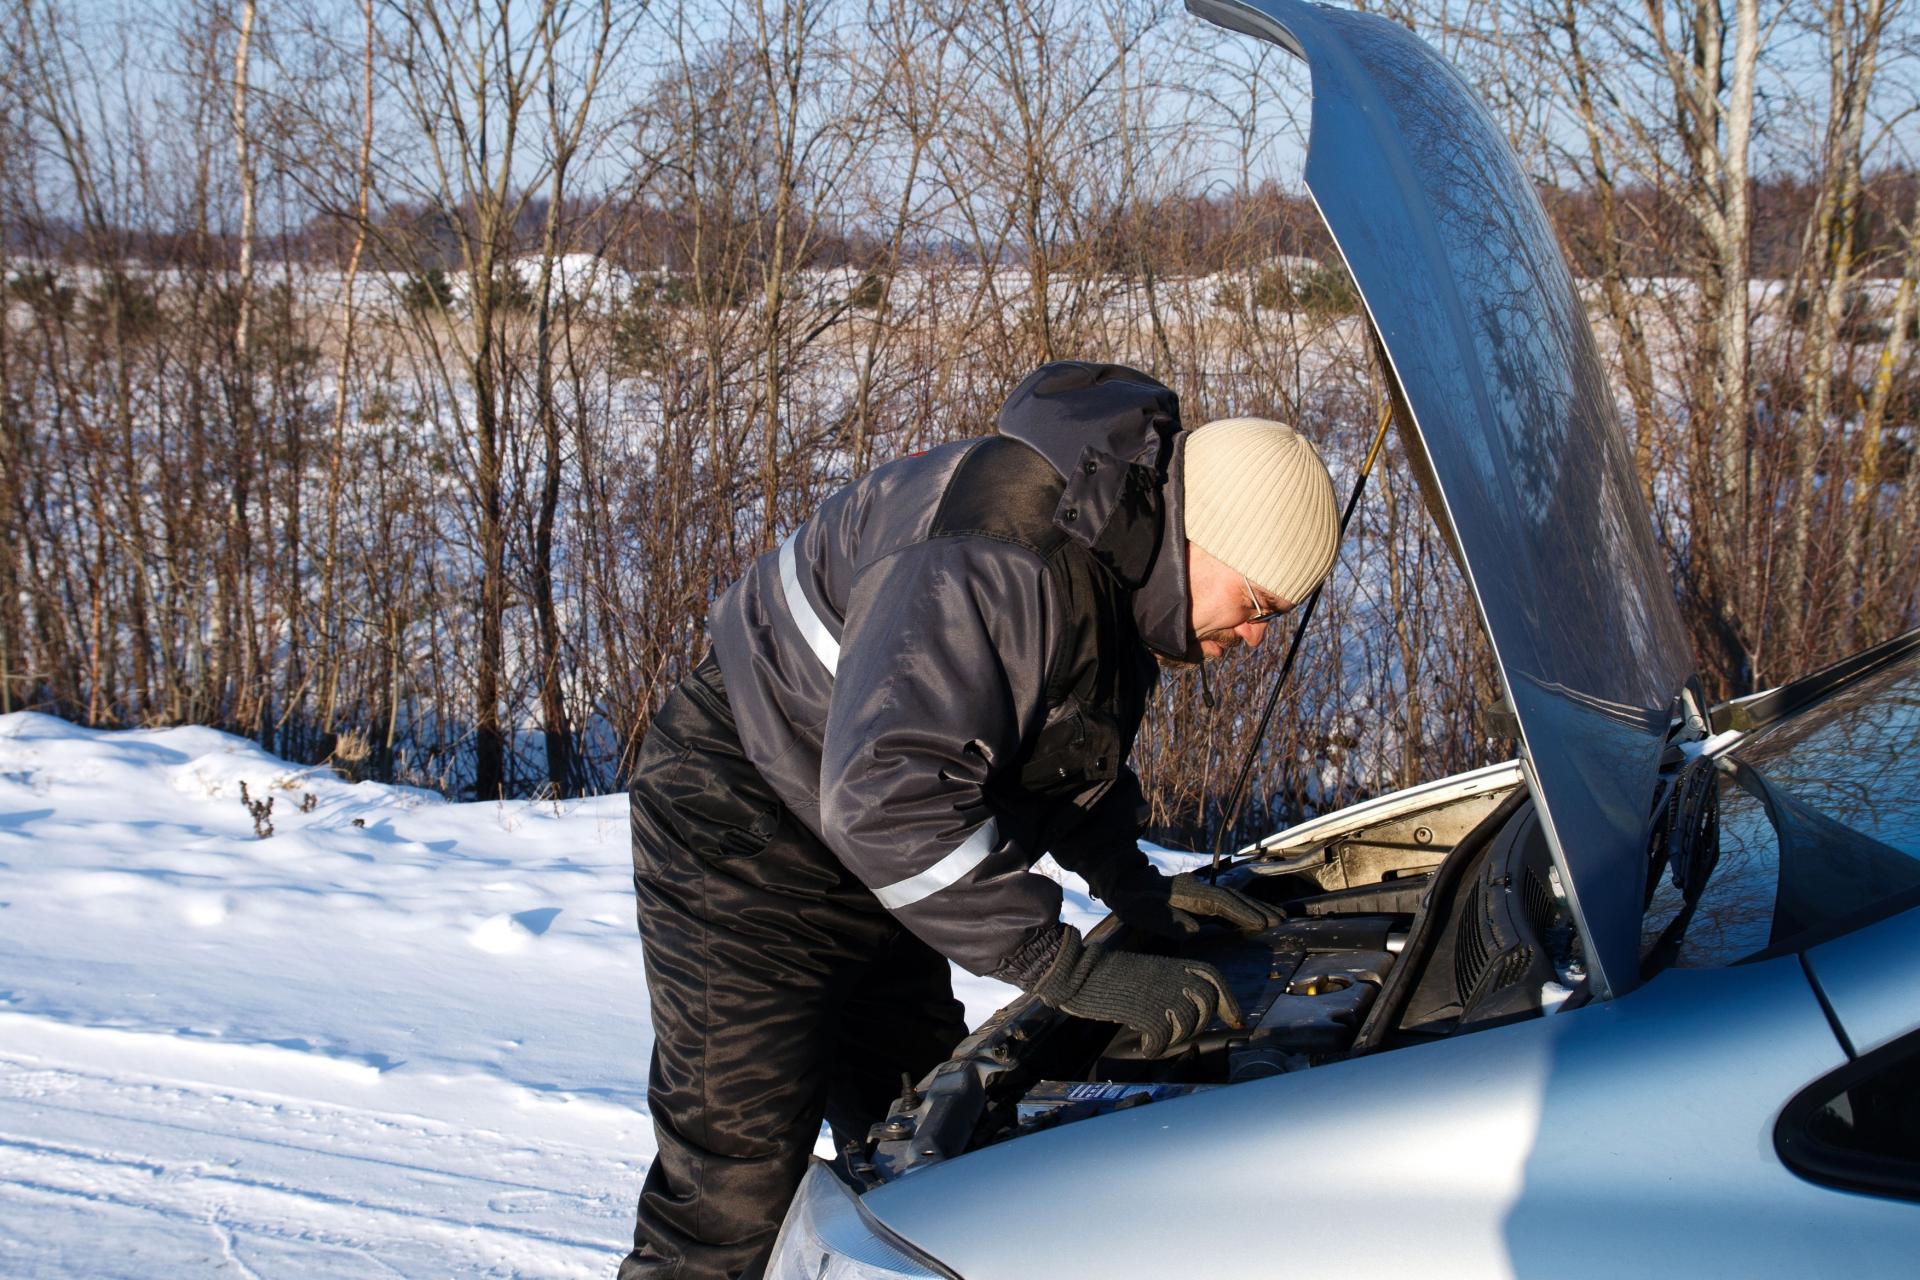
[995, 362, 1192, 661]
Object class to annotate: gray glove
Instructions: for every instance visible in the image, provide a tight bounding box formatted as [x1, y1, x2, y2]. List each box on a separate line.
[1032, 928, 1245, 1057]
[1107, 870, 1284, 938]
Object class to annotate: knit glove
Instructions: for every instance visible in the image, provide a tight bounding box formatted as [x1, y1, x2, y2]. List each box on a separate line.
[1031, 929, 1245, 1058]
[1106, 869, 1284, 938]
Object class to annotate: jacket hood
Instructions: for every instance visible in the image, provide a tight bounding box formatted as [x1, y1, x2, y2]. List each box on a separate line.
[995, 361, 1193, 661]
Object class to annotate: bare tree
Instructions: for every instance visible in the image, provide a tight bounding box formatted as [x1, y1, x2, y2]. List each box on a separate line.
[525, 0, 623, 796]
[317, 0, 377, 740]
[1780, 0, 1898, 663]
[3, 0, 1913, 845]
[381, 0, 572, 798]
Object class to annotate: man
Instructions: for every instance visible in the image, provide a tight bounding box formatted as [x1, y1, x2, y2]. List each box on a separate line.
[622, 361, 1340, 1279]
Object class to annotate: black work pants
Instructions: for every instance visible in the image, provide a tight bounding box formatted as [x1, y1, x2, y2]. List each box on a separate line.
[620, 655, 967, 1280]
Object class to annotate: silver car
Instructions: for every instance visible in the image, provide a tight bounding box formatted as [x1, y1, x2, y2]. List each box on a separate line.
[766, 1, 1920, 1275]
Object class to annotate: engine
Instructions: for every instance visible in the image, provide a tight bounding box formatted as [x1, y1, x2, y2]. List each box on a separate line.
[856, 791, 1581, 1185]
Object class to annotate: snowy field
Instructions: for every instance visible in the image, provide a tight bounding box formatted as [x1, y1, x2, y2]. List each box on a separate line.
[0, 711, 1171, 1277]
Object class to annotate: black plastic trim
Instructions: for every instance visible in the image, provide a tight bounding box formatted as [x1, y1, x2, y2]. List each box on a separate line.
[1351, 786, 1529, 1054]
[1775, 1027, 1920, 1203]
[1711, 628, 1920, 735]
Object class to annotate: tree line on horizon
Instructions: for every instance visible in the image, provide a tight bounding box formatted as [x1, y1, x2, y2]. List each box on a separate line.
[10, 171, 1920, 286]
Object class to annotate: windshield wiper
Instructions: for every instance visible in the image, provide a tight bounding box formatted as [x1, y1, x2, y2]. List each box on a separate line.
[1639, 754, 1722, 979]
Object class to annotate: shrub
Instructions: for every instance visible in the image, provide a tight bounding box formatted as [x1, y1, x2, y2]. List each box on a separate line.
[8, 268, 76, 319]
[400, 267, 453, 315]
[360, 388, 394, 425]
[1291, 263, 1359, 319]
[1246, 261, 1357, 319]
[1787, 289, 1889, 343]
[611, 291, 667, 375]
[1251, 263, 1290, 310]
[82, 273, 163, 342]
[847, 271, 886, 311]
[483, 268, 534, 315]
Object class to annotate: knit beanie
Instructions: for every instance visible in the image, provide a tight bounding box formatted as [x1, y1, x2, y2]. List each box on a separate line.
[1183, 417, 1340, 605]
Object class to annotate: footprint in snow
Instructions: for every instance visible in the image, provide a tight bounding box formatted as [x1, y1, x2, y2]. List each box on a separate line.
[469, 907, 562, 954]
[182, 892, 236, 927]
[487, 1190, 548, 1215]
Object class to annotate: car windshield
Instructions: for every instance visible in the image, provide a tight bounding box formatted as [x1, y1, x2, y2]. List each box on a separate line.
[1643, 645, 1920, 969]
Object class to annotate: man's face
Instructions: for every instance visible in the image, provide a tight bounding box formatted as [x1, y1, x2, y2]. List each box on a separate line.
[1182, 541, 1292, 663]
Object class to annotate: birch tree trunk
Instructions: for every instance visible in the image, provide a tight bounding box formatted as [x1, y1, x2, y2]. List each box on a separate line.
[1783, 0, 1888, 660]
[319, 0, 375, 737]
[1635, 0, 1761, 688]
[529, 0, 615, 797]
[388, 0, 562, 798]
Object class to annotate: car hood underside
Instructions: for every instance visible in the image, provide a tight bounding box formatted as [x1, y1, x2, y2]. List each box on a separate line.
[1188, 0, 1699, 998]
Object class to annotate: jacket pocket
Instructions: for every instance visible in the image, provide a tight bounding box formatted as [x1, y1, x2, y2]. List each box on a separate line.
[1018, 700, 1122, 802]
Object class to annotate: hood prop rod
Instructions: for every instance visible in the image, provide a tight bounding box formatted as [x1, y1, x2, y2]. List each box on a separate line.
[1208, 401, 1395, 877]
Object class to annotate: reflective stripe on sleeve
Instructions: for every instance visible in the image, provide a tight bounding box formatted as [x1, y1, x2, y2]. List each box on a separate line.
[872, 820, 1000, 910]
[779, 529, 840, 675]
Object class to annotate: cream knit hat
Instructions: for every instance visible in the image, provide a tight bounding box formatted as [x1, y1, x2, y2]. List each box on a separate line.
[1183, 417, 1339, 605]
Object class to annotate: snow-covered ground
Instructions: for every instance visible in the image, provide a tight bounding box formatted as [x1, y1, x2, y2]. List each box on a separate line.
[0, 711, 1184, 1277]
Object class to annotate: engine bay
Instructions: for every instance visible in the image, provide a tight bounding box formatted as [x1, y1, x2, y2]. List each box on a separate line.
[854, 785, 1587, 1185]
[1080, 907, 1409, 1088]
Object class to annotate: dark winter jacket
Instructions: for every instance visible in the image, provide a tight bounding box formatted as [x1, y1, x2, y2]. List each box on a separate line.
[705, 362, 1193, 986]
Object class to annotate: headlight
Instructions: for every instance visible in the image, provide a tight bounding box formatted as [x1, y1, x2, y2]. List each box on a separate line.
[766, 1160, 955, 1279]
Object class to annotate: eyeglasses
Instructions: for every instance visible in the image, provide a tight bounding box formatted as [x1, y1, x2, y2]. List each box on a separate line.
[1243, 575, 1290, 625]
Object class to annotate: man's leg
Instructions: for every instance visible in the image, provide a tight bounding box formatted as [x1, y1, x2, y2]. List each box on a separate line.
[822, 925, 969, 1157]
[621, 661, 888, 1280]
[624, 872, 847, 1280]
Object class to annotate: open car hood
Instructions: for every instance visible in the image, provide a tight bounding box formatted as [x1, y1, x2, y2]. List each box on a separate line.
[1191, 0, 1698, 998]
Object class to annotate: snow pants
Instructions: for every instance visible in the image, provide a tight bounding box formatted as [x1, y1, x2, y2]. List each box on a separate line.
[620, 654, 968, 1280]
